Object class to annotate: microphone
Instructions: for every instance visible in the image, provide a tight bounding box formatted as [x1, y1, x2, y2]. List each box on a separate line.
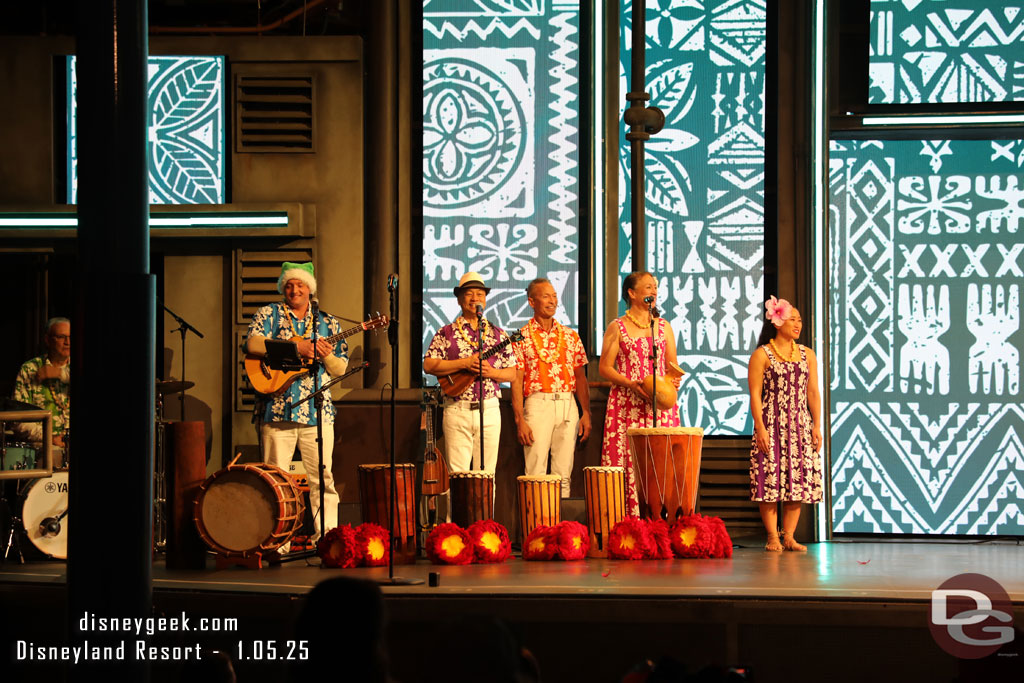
[387, 273, 399, 292]
[475, 304, 484, 317]
[643, 296, 655, 304]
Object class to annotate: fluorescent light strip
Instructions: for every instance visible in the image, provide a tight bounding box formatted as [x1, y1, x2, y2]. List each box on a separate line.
[863, 114, 1024, 125]
[0, 214, 289, 228]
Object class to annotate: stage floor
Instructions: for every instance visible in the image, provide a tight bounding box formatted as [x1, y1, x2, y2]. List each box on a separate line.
[2, 538, 1022, 602]
[2, 539, 1022, 683]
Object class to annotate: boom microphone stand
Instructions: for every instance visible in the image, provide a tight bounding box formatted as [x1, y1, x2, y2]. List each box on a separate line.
[309, 298, 327, 543]
[160, 299, 204, 421]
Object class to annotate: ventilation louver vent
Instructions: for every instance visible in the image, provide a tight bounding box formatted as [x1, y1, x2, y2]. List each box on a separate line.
[235, 75, 315, 152]
[234, 247, 314, 411]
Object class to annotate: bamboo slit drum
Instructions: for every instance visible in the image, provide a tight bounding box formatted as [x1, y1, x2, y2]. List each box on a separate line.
[625, 427, 703, 521]
[357, 463, 417, 564]
[583, 466, 625, 558]
[194, 463, 305, 558]
[449, 471, 494, 528]
[516, 474, 561, 541]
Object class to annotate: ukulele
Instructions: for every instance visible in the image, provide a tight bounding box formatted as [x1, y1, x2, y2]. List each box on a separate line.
[421, 388, 449, 496]
[244, 314, 388, 395]
[437, 330, 524, 398]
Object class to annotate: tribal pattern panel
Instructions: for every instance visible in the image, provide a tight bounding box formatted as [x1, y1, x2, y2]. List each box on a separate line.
[68, 56, 225, 204]
[829, 138, 1024, 535]
[422, 1, 581, 353]
[618, 0, 766, 435]
[869, 0, 1024, 104]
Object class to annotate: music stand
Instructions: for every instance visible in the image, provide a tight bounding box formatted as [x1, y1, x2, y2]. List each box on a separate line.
[263, 340, 306, 371]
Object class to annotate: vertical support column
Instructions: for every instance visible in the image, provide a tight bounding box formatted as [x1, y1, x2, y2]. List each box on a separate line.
[71, 1, 154, 679]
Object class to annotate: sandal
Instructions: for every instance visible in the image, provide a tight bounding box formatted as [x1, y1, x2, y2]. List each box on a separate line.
[780, 530, 807, 552]
[764, 531, 783, 552]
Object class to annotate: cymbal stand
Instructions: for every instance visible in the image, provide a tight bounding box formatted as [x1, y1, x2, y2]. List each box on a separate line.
[159, 298, 204, 422]
[1, 476, 26, 564]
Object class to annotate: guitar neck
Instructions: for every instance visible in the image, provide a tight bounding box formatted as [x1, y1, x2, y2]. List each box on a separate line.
[480, 333, 519, 361]
[319, 323, 366, 345]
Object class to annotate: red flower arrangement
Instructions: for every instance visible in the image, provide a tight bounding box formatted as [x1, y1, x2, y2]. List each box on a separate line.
[522, 525, 560, 561]
[355, 523, 390, 566]
[608, 517, 652, 560]
[468, 520, 511, 564]
[705, 516, 733, 558]
[426, 523, 474, 565]
[556, 521, 590, 561]
[646, 518, 674, 560]
[317, 525, 360, 568]
[669, 514, 715, 558]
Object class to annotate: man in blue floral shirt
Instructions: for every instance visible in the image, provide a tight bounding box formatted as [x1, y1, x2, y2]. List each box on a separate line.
[424, 272, 517, 474]
[246, 262, 348, 540]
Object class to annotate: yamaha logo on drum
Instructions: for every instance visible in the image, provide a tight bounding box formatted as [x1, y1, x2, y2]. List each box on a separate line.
[44, 481, 67, 494]
[45, 482, 56, 493]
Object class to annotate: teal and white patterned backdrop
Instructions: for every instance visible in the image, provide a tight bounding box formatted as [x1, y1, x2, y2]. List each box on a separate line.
[869, 0, 1024, 104]
[422, 0, 581, 351]
[829, 138, 1024, 535]
[67, 56, 225, 204]
[617, 0, 766, 435]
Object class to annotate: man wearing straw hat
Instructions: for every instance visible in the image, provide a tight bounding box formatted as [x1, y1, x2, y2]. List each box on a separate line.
[511, 278, 591, 498]
[245, 261, 348, 540]
[424, 271, 517, 474]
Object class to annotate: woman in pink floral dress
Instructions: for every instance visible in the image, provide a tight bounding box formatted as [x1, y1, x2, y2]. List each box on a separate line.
[599, 272, 681, 516]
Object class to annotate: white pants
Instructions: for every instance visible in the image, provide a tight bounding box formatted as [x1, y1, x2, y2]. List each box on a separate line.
[522, 392, 579, 497]
[261, 421, 339, 539]
[443, 398, 501, 473]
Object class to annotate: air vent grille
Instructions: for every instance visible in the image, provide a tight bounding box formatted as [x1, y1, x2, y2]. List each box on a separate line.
[235, 75, 315, 152]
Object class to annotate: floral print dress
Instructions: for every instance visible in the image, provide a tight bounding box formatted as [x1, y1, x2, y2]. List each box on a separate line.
[749, 345, 823, 503]
[600, 318, 680, 516]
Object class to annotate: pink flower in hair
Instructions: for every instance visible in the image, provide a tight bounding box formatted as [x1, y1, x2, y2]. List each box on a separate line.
[765, 296, 793, 327]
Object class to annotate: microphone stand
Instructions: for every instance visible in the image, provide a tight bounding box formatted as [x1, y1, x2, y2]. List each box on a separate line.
[282, 361, 370, 562]
[648, 299, 657, 429]
[159, 299, 204, 421]
[476, 306, 485, 472]
[310, 299, 327, 544]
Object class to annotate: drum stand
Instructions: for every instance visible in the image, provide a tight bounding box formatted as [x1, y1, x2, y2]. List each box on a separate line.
[1, 484, 27, 564]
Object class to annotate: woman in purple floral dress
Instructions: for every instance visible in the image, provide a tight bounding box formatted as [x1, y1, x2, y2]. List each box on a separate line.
[599, 272, 681, 516]
[748, 296, 823, 551]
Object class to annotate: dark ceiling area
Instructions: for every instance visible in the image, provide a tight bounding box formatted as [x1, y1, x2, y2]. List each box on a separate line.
[2, 0, 366, 37]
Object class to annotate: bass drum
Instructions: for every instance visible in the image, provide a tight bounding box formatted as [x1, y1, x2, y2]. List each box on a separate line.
[22, 471, 69, 559]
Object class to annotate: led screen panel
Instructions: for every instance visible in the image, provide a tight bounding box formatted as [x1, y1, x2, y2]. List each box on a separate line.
[829, 137, 1024, 535]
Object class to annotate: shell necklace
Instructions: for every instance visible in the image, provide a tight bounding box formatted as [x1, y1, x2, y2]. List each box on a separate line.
[623, 310, 652, 330]
[456, 317, 487, 349]
[769, 338, 800, 363]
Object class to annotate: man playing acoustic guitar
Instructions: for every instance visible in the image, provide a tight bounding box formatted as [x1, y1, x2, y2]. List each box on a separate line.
[245, 261, 348, 541]
[424, 272, 517, 475]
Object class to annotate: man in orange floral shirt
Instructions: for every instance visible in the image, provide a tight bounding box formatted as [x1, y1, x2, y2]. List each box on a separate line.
[511, 278, 591, 497]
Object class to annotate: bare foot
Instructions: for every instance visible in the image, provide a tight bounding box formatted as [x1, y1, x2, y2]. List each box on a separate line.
[765, 532, 783, 552]
[781, 531, 807, 552]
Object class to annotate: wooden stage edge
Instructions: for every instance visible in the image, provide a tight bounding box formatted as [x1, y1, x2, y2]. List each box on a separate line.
[2, 540, 1022, 683]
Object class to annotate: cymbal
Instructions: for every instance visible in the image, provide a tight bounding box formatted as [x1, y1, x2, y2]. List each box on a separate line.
[156, 380, 195, 395]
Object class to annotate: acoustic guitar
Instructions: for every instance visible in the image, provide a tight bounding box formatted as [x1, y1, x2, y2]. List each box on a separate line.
[437, 330, 524, 398]
[421, 388, 449, 496]
[245, 314, 388, 395]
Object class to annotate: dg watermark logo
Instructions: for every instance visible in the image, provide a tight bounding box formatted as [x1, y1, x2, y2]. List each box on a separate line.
[930, 573, 1014, 659]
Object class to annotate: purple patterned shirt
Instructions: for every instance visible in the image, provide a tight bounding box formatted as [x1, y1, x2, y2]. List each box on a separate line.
[426, 317, 516, 401]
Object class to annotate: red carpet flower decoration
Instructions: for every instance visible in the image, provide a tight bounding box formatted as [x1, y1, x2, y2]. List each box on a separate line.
[426, 523, 474, 565]
[556, 521, 590, 561]
[646, 518, 674, 559]
[670, 514, 714, 558]
[705, 515, 733, 558]
[355, 523, 390, 567]
[522, 525, 560, 561]
[317, 525, 360, 568]
[468, 520, 511, 564]
[608, 517, 651, 560]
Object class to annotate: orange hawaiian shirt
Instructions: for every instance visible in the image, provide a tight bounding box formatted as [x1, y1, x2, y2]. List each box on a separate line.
[515, 318, 588, 398]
